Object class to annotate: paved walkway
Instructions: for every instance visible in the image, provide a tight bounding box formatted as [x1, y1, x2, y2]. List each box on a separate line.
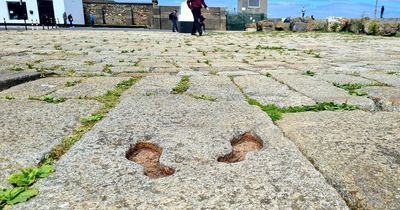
[0, 30, 399, 209]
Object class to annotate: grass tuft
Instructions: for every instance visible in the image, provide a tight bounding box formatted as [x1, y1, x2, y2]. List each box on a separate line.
[172, 76, 190, 94]
[247, 97, 359, 122]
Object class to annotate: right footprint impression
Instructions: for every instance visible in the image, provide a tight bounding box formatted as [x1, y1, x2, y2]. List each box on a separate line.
[218, 132, 264, 163]
[126, 142, 175, 178]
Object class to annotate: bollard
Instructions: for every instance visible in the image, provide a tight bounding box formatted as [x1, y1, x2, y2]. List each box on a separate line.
[35, 20, 39, 30]
[31, 20, 34, 30]
[42, 23, 45, 30]
[3, 18, 7, 30]
[24, 19, 27, 30]
[50, 18, 53, 29]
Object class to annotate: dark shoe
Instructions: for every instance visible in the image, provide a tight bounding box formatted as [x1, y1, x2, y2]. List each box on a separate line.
[199, 32, 202, 36]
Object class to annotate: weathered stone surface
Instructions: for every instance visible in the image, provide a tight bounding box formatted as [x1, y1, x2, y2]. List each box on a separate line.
[306, 20, 325, 31]
[0, 72, 42, 91]
[124, 75, 180, 96]
[0, 77, 73, 98]
[217, 71, 259, 76]
[16, 92, 348, 209]
[0, 99, 102, 188]
[187, 76, 244, 101]
[53, 77, 130, 98]
[234, 75, 315, 107]
[257, 20, 275, 32]
[292, 22, 307, 32]
[360, 86, 400, 112]
[275, 22, 290, 31]
[347, 19, 366, 34]
[326, 17, 349, 32]
[315, 73, 374, 85]
[277, 111, 400, 209]
[272, 74, 376, 110]
[361, 73, 400, 88]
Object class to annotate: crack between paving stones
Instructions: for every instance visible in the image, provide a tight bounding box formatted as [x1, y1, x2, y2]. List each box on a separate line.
[267, 74, 316, 103]
[277, 128, 366, 210]
[229, 76, 355, 209]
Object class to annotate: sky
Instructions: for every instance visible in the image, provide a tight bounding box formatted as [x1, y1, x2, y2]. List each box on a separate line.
[117, 0, 400, 18]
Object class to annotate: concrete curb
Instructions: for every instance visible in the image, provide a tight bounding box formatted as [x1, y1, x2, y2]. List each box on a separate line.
[0, 72, 42, 91]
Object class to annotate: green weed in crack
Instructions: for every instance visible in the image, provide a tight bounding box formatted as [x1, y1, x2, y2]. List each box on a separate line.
[28, 95, 66, 103]
[191, 94, 216, 101]
[0, 165, 54, 209]
[303, 70, 316, 77]
[40, 78, 139, 165]
[334, 82, 389, 96]
[172, 76, 190, 94]
[247, 97, 359, 122]
[66, 80, 82, 87]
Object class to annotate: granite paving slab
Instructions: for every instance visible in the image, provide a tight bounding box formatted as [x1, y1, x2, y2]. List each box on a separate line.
[0, 72, 42, 91]
[360, 86, 400, 112]
[52, 77, 130, 98]
[15, 94, 348, 209]
[187, 76, 244, 101]
[0, 77, 74, 98]
[315, 74, 375, 85]
[277, 111, 400, 209]
[271, 73, 376, 110]
[361, 73, 400, 88]
[0, 99, 102, 188]
[234, 75, 315, 108]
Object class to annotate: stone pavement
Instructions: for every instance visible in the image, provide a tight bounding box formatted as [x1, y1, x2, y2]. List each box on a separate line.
[0, 30, 399, 209]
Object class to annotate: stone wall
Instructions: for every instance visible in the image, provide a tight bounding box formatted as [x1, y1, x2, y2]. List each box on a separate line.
[83, 3, 153, 27]
[82, 3, 226, 30]
[253, 17, 400, 36]
[152, 6, 226, 31]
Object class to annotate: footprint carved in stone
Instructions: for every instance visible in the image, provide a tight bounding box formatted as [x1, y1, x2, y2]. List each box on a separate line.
[126, 142, 175, 178]
[218, 132, 263, 163]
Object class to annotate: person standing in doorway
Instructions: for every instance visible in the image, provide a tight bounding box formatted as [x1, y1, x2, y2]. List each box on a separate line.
[380, 6, 385, 19]
[187, 0, 208, 36]
[63, 12, 67, 27]
[302, 7, 306, 18]
[169, 10, 179, 32]
[68, 14, 73, 27]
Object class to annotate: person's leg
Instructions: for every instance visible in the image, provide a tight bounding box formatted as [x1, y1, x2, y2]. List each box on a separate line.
[192, 8, 202, 35]
[191, 10, 197, 35]
[173, 20, 178, 32]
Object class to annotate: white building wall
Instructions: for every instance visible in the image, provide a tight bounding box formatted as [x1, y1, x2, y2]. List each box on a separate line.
[53, 0, 84, 25]
[0, 0, 40, 24]
[0, 0, 84, 25]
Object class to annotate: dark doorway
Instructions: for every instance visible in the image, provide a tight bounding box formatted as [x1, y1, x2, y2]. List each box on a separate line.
[37, 0, 55, 25]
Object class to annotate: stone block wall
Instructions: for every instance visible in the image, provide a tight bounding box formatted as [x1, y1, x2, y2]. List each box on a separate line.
[83, 3, 153, 27]
[153, 6, 226, 31]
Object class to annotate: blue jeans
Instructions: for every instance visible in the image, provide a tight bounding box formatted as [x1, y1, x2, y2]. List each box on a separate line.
[172, 20, 178, 32]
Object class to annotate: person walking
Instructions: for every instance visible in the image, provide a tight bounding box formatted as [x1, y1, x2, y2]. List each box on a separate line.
[301, 7, 306, 18]
[187, 0, 208, 36]
[62, 12, 67, 27]
[89, 13, 95, 27]
[67, 14, 73, 27]
[169, 10, 179, 32]
[199, 14, 206, 32]
[380, 5, 385, 19]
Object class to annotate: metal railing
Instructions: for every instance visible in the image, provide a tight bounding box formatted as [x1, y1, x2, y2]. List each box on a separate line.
[1, 18, 63, 30]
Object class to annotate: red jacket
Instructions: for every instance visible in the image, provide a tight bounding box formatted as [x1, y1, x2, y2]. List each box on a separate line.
[187, 0, 207, 9]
